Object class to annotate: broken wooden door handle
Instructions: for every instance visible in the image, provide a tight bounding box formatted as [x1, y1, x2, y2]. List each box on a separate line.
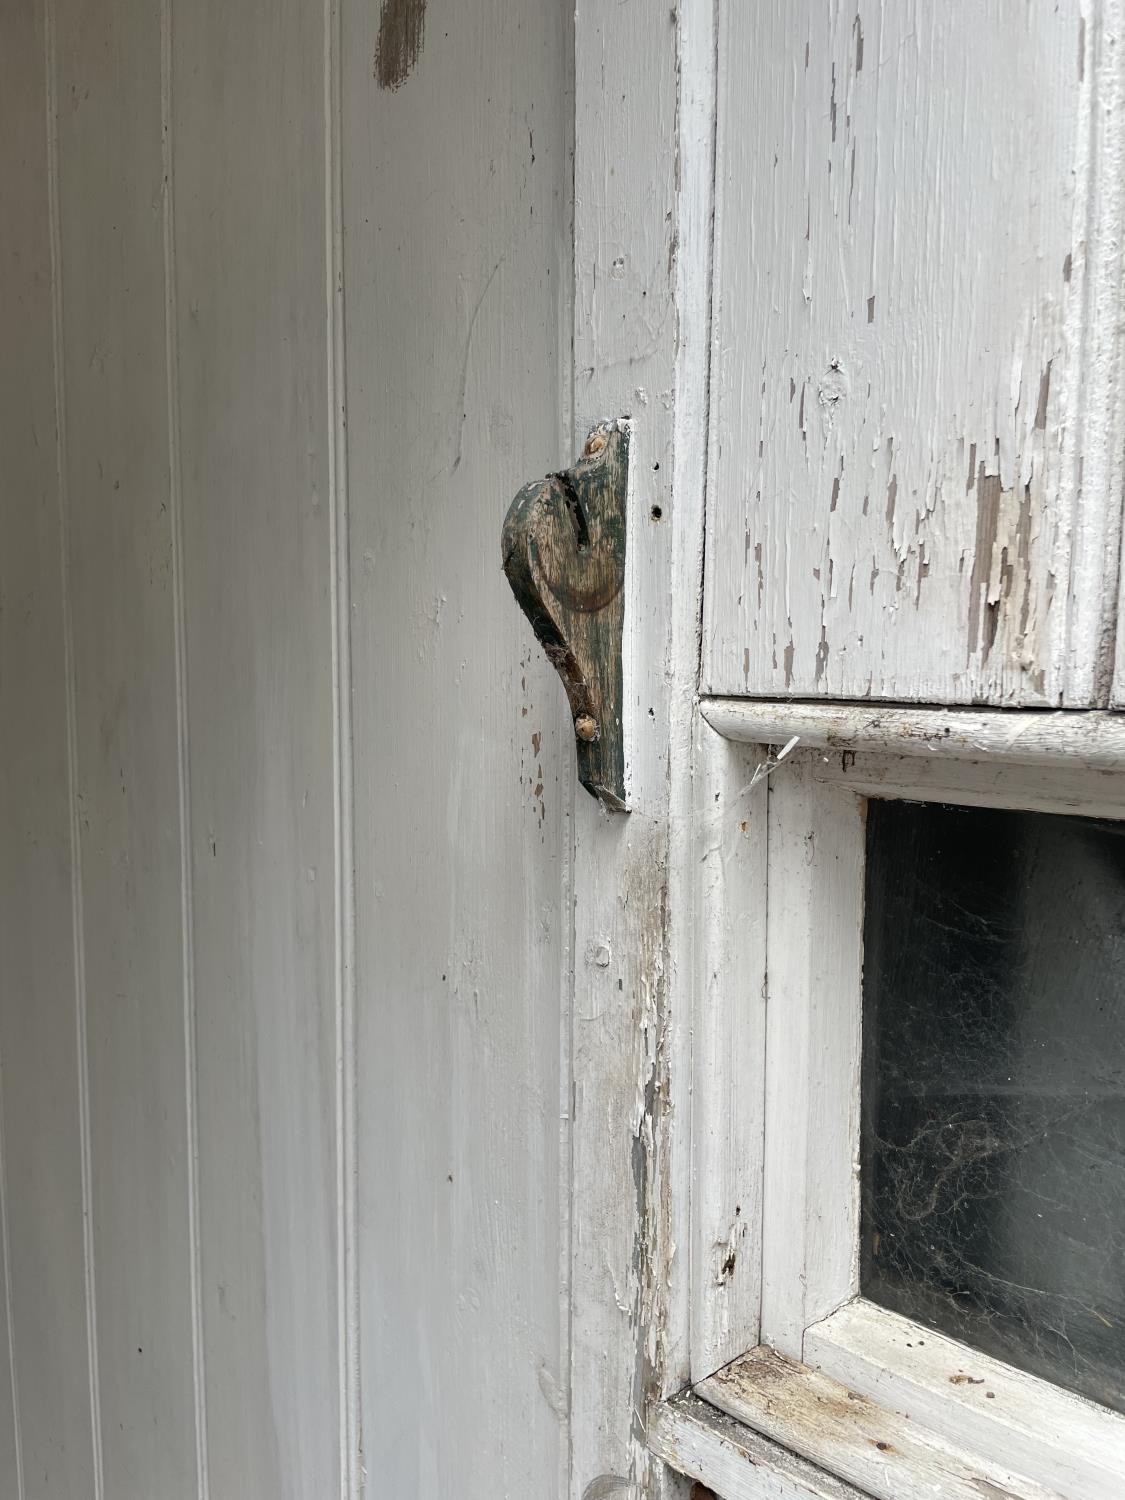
[502, 421, 628, 812]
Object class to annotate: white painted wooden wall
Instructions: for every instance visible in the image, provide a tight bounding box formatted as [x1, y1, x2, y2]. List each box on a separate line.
[7, 1, 1124, 1498]
[0, 1, 571, 1496]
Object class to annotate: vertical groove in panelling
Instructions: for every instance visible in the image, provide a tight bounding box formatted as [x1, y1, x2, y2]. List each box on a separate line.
[1, 0, 95, 1486]
[54, 0, 198, 1485]
[174, 0, 339, 1489]
[42, 7, 105, 1491]
[162, 0, 210, 1492]
[0, 1049, 25, 1500]
[324, 0, 360, 1491]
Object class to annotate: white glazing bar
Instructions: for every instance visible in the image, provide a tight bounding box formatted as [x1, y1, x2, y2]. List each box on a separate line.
[702, 699, 1125, 769]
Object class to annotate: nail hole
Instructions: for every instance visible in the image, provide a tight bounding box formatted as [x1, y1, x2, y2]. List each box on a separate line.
[650, 505, 663, 520]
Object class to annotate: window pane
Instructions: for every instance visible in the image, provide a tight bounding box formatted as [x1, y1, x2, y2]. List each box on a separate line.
[861, 800, 1125, 1413]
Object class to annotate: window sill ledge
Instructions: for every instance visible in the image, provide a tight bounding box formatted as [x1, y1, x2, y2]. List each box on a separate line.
[651, 1344, 1063, 1500]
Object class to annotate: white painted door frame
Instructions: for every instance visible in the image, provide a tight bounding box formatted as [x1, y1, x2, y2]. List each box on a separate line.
[564, 0, 714, 1493]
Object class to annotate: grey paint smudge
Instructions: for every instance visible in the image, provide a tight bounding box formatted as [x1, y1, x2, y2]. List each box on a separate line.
[375, 0, 426, 91]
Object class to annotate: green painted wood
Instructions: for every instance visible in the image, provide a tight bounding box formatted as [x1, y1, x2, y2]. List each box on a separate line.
[502, 422, 628, 810]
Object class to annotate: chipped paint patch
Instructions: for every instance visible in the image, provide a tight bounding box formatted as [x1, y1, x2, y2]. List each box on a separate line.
[704, 2, 1116, 708]
[966, 464, 1035, 666]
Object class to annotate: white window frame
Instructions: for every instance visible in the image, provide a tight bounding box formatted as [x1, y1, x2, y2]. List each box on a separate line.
[654, 702, 1125, 1500]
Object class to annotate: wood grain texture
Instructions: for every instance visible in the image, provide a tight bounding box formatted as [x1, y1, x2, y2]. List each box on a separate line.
[341, 0, 572, 1492]
[172, 0, 340, 1493]
[0, 5, 98, 1495]
[698, 1347, 1062, 1500]
[51, 2, 198, 1492]
[648, 1395, 865, 1500]
[807, 1299, 1125, 1500]
[704, 0, 1125, 707]
[503, 423, 629, 809]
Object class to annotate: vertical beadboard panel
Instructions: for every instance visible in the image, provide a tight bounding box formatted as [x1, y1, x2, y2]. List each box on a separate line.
[0, 4, 97, 1496]
[0, 1079, 20, 1496]
[341, 0, 571, 1492]
[704, 0, 1125, 707]
[172, 1, 340, 1494]
[323, 0, 360, 1487]
[50, 3, 198, 1494]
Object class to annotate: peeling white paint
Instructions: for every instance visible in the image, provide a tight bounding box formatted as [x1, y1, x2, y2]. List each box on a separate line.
[705, 0, 1125, 707]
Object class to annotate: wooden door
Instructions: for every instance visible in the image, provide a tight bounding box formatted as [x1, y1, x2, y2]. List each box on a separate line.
[559, 3, 1125, 1499]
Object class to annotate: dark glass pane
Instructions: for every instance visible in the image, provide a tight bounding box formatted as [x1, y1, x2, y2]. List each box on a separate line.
[861, 800, 1125, 1413]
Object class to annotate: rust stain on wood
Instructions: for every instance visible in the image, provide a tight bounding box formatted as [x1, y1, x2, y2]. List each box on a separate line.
[375, 0, 426, 91]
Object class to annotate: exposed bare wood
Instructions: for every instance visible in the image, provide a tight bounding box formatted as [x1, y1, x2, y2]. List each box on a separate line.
[648, 1395, 865, 1500]
[807, 1300, 1125, 1500]
[699, 1347, 1063, 1500]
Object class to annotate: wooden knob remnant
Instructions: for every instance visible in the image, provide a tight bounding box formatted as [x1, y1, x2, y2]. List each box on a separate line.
[501, 421, 628, 811]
